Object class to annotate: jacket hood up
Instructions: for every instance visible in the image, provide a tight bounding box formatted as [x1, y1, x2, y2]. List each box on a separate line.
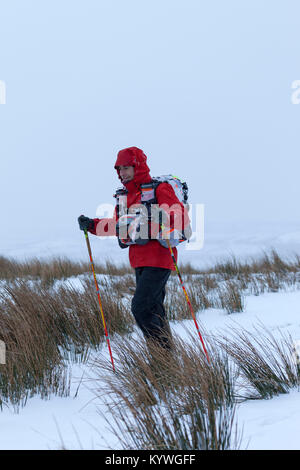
[114, 146, 152, 188]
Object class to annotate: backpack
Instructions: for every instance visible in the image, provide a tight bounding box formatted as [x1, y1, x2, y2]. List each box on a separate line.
[114, 175, 192, 249]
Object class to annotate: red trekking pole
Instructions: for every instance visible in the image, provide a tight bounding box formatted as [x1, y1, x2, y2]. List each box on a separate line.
[165, 237, 210, 364]
[83, 229, 115, 372]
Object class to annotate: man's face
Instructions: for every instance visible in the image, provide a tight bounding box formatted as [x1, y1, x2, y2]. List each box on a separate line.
[119, 165, 135, 184]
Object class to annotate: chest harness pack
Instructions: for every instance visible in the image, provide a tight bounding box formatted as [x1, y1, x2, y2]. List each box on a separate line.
[113, 175, 192, 249]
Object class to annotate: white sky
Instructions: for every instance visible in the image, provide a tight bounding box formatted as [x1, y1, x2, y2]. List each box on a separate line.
[0, 0, 300, 246]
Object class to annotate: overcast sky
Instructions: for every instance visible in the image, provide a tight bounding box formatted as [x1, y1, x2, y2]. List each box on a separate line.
[1, 0, 300, 249]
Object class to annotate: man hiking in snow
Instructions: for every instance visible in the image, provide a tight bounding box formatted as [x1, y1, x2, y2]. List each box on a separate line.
[78, 147, 190, 350]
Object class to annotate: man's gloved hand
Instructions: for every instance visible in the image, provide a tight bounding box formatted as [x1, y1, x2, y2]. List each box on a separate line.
[157, 225, 181, 248]
[78, 215, 95, 232]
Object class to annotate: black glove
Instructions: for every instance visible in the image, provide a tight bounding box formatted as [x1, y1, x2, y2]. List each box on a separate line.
[78, 215, 95, 232]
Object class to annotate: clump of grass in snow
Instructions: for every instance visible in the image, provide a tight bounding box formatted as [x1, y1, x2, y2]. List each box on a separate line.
[0, 255, 132, 285]
[0, 277, 132, 409]
[93, 331, 241, 450]
[0, 281, 71, 409]
[217, 324, 300, 400]
[216, 280, 245, 314]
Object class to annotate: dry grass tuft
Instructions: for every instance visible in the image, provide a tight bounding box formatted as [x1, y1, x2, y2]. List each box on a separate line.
[217, 324, 300, 400]
[0, 277, 132, 409]
[93, 331, 241, 450]
[0, 255, 132, 285]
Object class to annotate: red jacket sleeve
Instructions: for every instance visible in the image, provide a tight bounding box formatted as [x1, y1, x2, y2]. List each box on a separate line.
[88, 206, 117, 236]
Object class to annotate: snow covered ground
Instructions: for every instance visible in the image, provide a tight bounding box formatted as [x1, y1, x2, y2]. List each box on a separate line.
[0, 287, 300, 450]
[1, 220, 300, 450]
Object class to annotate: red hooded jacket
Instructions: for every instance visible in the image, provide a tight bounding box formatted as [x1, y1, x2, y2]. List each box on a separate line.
[88, 147, 189, 271]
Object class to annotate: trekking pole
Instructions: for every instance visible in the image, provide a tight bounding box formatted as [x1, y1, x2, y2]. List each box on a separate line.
[83, 229, 115, 372]
[165, 236, 210, 364]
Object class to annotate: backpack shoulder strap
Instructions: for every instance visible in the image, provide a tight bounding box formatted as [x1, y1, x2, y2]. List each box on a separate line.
[113, 187, 128, 198]
[114, 187, 128, 220]
[140, 179, 159, 205]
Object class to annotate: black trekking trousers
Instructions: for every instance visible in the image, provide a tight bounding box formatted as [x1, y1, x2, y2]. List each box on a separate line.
[131, 267, 172, 349]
